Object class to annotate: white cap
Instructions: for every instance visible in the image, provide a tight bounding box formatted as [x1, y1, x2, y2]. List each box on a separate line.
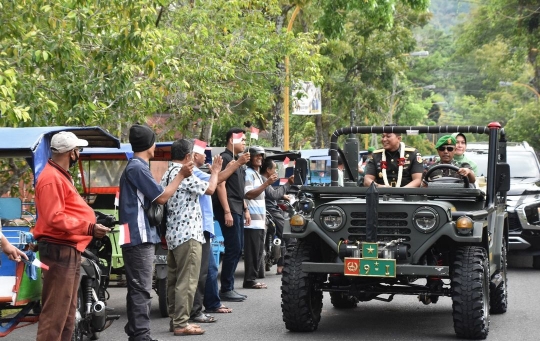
[50, 131, 89, 153]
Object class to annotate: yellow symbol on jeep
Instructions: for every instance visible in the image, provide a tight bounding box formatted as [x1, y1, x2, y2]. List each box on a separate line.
[347, 261, 358, 273]
[367, 246, 375, 254]
[364, 264, 370, 274]
[385, 265, 390, 276]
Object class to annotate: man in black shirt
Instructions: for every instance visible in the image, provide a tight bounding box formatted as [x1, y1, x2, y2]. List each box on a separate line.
[364, 130, 423, 187]
[212, 128, 250, 302]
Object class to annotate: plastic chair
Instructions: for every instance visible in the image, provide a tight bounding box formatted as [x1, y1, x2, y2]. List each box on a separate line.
[211, 221, 225, 265]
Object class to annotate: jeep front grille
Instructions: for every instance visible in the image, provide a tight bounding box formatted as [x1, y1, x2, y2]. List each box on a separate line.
[348, 211, 411, 242]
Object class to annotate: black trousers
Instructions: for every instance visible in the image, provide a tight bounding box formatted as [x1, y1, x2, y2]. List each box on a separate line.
[243, 228, 265, 285]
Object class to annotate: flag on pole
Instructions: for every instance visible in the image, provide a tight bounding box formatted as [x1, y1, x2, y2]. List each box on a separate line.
[232, 132, 244, 144]
[283, 156, 290, 168]
[119, 223, 131, 245]
[250, 127, 259, 140]
[32, 258, 50, 271]
[114, 191, 120, 207]
[193, 139, 207, 155]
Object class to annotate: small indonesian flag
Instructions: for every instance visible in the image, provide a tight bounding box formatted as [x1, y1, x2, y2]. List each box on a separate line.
[193, 139, 207, 156]
[232, 132, 244, 144]
[119, 223, 131, 245]
[283, 156, 290, 168]
[250, 126, 259, 140]
[279, 178, 288, 185]
[32, 258, 50, 271]
[114, 191, 120, 207]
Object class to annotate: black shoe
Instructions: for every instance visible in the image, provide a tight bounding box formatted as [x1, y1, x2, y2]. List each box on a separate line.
[219, 290, 245, 302]
[232, 290, 247, 299]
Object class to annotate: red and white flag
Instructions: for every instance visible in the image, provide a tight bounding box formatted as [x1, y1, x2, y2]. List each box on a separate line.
[279, 178, 288, 185]
[283, 156, 290, 168]
[114, 191, 120, 207]
[193, 139, 207, 155]
[119, 223, 131, 245]
[32, 258, 50, 271]
[232, 132, 244, 144]
[250, 127, 259, 140]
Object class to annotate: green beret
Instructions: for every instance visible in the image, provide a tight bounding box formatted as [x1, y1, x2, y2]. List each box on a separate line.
[367, 147, 375, 153]
[435, 135, 457, 149]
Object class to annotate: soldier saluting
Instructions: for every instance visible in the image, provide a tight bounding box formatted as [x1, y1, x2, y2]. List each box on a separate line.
[363, 126, 423, 188]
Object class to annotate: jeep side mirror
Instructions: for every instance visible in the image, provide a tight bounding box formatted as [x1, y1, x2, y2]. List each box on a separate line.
[496, 163, 510, 193]
[294, 158, 308, 186]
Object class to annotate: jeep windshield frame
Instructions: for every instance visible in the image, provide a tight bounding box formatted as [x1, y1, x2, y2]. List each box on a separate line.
[325, 123, 503, 207]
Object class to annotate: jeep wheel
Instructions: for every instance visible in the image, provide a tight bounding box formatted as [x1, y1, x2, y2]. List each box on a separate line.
[533, 255, 540, 270]
[490, 239, 508, 314]
[281, 241, 323, 332]
[451, 246, 490, 340]
[330, 292, 358, 309]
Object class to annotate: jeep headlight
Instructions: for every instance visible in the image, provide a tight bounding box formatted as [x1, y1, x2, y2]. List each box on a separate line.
[455, 216, 473, 235]
[319, 206, 346, 232]
[412, 207, 439, 233]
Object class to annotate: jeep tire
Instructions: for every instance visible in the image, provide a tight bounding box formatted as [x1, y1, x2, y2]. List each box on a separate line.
[490, 239, 508, 314]
[451, 247, 490, 340]
[281, 241, 323, 332]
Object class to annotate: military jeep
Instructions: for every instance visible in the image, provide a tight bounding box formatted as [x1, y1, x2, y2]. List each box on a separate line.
[281, 123, 510, 340]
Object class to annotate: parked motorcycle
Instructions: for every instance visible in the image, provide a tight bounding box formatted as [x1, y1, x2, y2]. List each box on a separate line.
[72, 211, 120, 341]
[154, 240, 168, 318]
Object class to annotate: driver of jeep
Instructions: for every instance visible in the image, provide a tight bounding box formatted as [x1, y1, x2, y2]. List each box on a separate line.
[364, 126, 423, 188]
[423, 135, 476, 186]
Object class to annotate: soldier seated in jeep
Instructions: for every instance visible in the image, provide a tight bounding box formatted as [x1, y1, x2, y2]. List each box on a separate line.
[363, 126, 423, 188]
[423, 135, 476, 187]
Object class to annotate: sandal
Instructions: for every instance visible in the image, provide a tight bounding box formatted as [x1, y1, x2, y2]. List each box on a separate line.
[190, 313, 216, 323]
[242, 282, 268, 289]
[174, 324, 205, 336]
[204, 305, 232, 314]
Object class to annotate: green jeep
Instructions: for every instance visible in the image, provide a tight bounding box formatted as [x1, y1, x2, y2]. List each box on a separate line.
[281, 123, 510, 340]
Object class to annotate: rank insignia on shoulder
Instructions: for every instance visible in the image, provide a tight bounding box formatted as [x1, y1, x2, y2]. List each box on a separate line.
[417, 155, 422, 163]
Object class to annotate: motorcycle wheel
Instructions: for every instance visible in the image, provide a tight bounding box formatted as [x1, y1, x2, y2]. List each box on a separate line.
[71, 288, 84, 341]
[157, 278, 168, 318]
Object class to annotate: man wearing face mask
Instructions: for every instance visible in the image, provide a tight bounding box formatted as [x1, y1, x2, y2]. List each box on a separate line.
[34, 131, 111, 341]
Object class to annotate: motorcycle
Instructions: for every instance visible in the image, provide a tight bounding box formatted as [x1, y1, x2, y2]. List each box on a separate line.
[72, 211, 120, 341]
[260, 197, 296, 276]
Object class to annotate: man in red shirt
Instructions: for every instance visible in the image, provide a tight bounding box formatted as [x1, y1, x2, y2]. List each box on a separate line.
[34, 131, 110, 341]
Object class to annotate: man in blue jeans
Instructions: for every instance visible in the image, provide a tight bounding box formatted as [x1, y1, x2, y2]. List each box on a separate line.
[189, 142, 248, 321]
[211, 128, 251, 302]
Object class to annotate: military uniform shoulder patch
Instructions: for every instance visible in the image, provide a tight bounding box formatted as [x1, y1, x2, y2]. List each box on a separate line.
[417, 154, 422, 163]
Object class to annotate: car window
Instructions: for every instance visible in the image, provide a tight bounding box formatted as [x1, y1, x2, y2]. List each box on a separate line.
[466, 151, 540, 178]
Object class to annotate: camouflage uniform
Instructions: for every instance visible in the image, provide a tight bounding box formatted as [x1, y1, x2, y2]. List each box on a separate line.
[364, 146, 423, 187]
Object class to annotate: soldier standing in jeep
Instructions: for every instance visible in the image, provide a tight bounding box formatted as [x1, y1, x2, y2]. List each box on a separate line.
[363, 127, 423, 188]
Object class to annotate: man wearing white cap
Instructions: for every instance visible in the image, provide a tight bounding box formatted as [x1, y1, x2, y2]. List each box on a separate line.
[34, 131, 110, 341]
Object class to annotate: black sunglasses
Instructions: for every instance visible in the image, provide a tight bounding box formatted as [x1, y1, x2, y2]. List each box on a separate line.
[73, 147, 84, 152]
[437, 146, 454, 152]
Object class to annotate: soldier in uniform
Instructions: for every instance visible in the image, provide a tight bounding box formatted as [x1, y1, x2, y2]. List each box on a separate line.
[364, 130, 423, 187]
[423, 135, 476, 186]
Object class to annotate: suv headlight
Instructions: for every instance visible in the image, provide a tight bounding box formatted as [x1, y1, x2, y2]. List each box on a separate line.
[319, 206, 346, 232]
[412, 206, 439, 233]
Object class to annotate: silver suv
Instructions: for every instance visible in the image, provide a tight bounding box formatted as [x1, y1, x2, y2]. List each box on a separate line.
[466, 142, 540, 269]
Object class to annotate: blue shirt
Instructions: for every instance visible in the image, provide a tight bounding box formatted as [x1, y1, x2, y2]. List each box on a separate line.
[119, 157, 164, 247]
[193, 167, 214, 237]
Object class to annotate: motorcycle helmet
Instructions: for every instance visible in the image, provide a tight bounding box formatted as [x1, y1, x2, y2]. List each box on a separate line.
[249, 145, 265, 159]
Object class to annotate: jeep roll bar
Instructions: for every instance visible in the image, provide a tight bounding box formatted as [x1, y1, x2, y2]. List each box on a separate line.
[328, 123, 503, 206]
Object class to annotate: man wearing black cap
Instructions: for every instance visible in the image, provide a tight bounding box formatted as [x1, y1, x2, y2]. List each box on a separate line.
[364, 128, 423, 188]
[119, 124, 193, 341]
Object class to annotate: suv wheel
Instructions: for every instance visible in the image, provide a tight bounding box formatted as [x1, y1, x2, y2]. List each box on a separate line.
[281, 241, 323, 332]
[330, 292, 358, 309]
[490, 239, 508, 314]
[533, 255, 540, 270]
[451, 247, 490, 340]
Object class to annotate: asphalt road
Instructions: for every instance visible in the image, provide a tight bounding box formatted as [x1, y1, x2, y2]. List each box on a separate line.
[6, 255, 540, 341]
